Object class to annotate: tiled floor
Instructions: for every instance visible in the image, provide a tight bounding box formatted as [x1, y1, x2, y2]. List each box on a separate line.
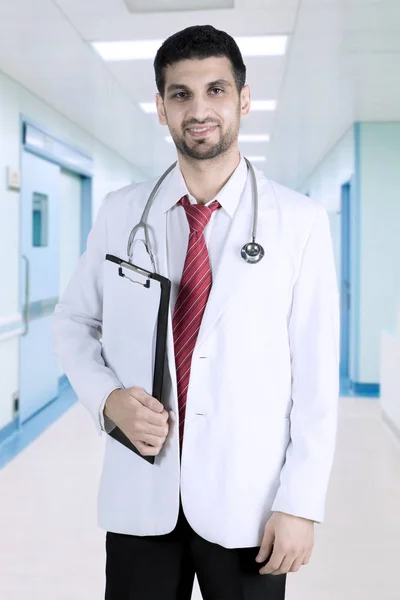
[0, 396, 399, 599]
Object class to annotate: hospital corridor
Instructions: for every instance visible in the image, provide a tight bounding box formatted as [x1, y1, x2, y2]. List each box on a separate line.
[1, 1, 400, 599]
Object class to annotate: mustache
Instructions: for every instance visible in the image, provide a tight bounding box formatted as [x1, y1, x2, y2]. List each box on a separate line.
[183, 120, 219, 130]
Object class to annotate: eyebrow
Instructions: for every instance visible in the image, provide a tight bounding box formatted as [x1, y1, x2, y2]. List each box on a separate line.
[166, 79, 233, 93]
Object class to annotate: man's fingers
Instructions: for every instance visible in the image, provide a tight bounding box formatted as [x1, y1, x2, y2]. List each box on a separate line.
[118, 388, 176, 451]
[129, 387, 164, 413]
[259, 546, 285, 575]
[289, 556, 305, 573]
[139, 432, 167, 447]
[134, 440, 162, 456]
[256, 529, 274, 563]
[268, 553, 295, 575]
[143, 406, 169, 426]
[260, 549, 308, 575]
[140, 420, 169, 438]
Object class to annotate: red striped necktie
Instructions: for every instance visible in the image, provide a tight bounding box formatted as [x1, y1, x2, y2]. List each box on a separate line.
[172, 194, 221, 446]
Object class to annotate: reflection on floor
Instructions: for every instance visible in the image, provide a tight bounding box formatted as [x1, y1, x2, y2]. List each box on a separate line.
[0, 391, 399, 599]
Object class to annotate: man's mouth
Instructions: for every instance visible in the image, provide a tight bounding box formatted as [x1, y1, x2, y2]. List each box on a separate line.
[186, 125, 218, 138]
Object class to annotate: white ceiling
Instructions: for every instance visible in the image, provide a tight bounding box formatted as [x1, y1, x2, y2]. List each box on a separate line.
[0, 0, 399, 188]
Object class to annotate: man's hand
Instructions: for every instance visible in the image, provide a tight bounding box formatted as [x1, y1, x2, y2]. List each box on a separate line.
[256, 512, 314, 575]
[104, 387, 175, 456]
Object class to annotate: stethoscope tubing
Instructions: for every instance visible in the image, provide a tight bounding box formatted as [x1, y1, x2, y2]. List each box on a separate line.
[127, 157, 259, 270]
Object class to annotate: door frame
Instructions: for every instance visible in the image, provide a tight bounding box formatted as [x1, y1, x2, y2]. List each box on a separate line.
[340, 181, 352, 388]
[18, 117, 93, 422]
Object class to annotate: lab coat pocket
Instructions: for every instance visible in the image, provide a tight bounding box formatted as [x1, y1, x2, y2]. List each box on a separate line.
[101, 259, 159, 395]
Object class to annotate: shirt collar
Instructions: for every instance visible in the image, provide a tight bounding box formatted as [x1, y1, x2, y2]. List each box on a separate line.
[162, 154, 248, 218]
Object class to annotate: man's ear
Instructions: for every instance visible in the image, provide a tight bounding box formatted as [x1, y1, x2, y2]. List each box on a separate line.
[156, 94, 167, 125]
[240, 85, 251, 117]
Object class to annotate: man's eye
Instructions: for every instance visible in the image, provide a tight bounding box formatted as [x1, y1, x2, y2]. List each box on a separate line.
[174, 92, 188, 99]
[211, 88, 224, 94]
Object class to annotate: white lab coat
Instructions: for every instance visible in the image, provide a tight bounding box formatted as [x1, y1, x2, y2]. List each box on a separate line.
[52, 164, 340, 549]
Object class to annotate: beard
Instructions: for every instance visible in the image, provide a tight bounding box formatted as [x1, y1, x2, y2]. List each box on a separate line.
[167, 106, 241, 161]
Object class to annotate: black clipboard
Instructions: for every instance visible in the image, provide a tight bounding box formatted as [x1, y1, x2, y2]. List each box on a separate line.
[104, 254, 171, 465]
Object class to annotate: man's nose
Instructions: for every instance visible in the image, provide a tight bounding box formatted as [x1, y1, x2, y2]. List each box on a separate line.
[186, 95, 212, 123]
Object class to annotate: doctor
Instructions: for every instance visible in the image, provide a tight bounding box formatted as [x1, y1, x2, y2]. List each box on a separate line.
[53, 25, 339, 600]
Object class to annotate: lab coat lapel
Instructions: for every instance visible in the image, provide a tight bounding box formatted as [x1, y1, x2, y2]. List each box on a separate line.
[196, 172, 271, 351]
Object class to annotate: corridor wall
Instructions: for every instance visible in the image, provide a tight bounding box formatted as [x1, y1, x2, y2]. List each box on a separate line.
[0, 68, 149, 433]
[357, 122, 400, 384]
[300, 122, 400, 395]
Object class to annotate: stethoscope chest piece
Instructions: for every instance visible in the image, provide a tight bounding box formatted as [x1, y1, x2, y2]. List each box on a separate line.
[241, 241, 265, 264]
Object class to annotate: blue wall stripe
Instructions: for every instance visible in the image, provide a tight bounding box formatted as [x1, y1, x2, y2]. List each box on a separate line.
[0, 418, 19, 447]
[0, 380, 77, 470]
[350, 381, 380, 398]
[340, 377, 380, 398]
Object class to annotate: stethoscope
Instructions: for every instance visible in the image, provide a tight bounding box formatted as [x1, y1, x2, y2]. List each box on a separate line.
[127, 156, 265, 272]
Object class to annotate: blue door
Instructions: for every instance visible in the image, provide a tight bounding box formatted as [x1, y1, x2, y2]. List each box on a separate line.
[19, 151, 61, 422]
[340, 182, 351, 381]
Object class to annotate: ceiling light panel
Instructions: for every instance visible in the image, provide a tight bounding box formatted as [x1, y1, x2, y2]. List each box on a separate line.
[237, 36, 287, 57]
[92, 36, 288, 61]
[124, 0, 234, 11]
[239, 134, 270, 142]
[92, 40, 162, 61]
[247, 156, 267, 162]
[251, 100, 277, 111]
[140, 103, 158, 113]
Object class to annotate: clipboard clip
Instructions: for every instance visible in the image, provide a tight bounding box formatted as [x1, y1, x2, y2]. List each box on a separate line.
[105, 254, 151, 289]
[118, 267, 150, 289]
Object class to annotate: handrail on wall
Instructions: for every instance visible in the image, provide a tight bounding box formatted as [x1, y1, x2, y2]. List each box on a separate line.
[0, 314, 25, 343]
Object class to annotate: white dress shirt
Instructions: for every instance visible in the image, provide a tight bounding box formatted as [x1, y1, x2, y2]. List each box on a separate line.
[164, 155, 248, 313]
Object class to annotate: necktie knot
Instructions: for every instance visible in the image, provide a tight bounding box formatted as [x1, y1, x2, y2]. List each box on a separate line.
[178, 195, 220, 234]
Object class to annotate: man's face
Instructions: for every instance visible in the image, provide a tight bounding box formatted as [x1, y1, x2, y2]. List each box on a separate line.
[156, 56, 250, 161]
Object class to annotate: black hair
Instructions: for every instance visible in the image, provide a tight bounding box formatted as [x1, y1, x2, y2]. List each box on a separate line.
[154, 25, 246, 97]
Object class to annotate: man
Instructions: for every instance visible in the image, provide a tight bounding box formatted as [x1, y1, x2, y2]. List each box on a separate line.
[53, 25, 339, 600]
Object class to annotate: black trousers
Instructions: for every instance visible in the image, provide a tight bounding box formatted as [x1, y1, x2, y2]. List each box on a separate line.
[105, 500, 287, 600]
